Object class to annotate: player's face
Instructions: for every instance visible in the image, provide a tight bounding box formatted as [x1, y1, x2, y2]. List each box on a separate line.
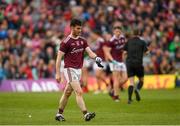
[113, 26, 121, 37]
[72, 25, 82, 37]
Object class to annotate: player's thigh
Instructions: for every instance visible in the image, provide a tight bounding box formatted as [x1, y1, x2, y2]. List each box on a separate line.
[120, 70, 128, 80]
[135, 65, 144, 78]
[95, 69, 102, 76]
[112, 71, 120, 81]
[64, 68, 81, 84]
[126, 64, 135, 78]
[129, 77, 135, 85]
[70, 81, 83, 95]
[119, 63, 128, 78]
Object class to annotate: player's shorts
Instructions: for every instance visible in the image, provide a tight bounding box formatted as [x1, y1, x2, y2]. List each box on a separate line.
[126, 63, 144, 78]
[83, 57, 94, 68]
[60, 61, 65, 73]
[109, 62, 127, 72]
[64, 68, 82, 83]
[93, 61, 107, 71]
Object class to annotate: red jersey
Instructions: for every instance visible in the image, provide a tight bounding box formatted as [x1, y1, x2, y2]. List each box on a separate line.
[59, 35, 88, 69]
[108, 35, 126, 62]
[90, 37, 105, 61]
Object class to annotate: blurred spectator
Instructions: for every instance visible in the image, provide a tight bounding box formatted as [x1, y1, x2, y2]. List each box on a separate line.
[0, 0, 179, 80]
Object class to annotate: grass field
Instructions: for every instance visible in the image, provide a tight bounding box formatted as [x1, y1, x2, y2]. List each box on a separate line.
[0, 89, 180, 125]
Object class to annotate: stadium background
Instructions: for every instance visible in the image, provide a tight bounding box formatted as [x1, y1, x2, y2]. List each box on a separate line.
[0, 0, 180, 125]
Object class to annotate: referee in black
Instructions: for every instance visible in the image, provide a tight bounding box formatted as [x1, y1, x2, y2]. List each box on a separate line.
[123, 29, 149, 104]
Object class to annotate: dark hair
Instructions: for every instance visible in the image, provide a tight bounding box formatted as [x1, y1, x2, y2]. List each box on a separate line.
[133, 29, 140, 36]
[93, 29, 102, 36]
[70, 18, 82, 27]
[113, 26, 121, 30]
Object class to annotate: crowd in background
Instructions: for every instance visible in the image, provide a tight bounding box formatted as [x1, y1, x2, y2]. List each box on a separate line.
[0, 0, 179, 80]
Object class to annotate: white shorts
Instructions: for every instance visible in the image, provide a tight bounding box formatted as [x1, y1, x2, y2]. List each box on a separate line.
[64, 68, 82, 83]
[83, 57, 94, 68]
[93, 61, 107, 71]
[60, 61, 65, 73]
[109, 62, 127, 72]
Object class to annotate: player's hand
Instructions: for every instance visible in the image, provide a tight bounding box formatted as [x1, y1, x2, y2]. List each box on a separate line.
[55, 73, 61, 83]
[95, 56, 104, 68]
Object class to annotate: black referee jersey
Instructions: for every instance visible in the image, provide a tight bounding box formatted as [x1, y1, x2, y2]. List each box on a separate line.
[124, 37, 148, 65]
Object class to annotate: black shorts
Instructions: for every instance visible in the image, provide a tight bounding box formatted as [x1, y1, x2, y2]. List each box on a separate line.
[126, 63, 144, 78]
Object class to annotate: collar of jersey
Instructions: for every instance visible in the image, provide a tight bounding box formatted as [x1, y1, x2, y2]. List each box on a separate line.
[69, 33, 80, 39]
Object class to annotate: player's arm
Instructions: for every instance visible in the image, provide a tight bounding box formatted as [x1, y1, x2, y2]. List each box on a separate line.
[123, 41, 128, 61]
[102, 45, 113, 61]
[122, 51, 127, 62]
[85, 47, 103, 68]
[85, 47, 97, 59]
[55, 51, 64, 83]
[144, 41, 150, 55]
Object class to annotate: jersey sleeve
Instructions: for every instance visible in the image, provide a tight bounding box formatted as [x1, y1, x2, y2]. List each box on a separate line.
[107, 41, 113, 48]
[84, 40, 88, 49]
[59, 42, 69, 53]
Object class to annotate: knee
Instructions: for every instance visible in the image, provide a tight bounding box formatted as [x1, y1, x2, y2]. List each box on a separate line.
[75, 90, 83, 96]
[64, 90, 72, 97]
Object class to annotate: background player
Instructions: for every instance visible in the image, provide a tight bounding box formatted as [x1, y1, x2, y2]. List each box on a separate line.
[123, 29, 149, 104]
[103, 22, 128, 102]
[90, 31, 108, 94]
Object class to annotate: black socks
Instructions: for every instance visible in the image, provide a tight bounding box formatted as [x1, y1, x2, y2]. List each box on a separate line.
[137, 81, 143, 90]
[128, 85, 134, 101]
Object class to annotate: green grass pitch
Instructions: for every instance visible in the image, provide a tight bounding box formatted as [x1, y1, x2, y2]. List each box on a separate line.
[0, 89, 180, 125]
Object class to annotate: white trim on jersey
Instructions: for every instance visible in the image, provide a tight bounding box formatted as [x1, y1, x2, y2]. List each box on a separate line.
[63, 36, 71, 43]
[110, 35, 125, 42]
[69, 33, 80, 40]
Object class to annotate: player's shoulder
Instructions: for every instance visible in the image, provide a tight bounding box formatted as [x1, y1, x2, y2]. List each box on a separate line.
[79, 36, 87, 41]
[120, 35, 125, 38]
[110, 36, 116, 42]
[97, 37, 105, 43]
[62, 36, 71, 44]
[139, 37, 147, 44]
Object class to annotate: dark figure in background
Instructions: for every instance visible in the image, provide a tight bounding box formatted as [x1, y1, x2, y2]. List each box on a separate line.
[123, 29, 149, 104]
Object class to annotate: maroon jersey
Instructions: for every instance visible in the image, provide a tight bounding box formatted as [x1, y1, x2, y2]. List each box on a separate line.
[90, 37, 105, 61]
[108, 35, 126, 62]
[59, 35, 88, 69]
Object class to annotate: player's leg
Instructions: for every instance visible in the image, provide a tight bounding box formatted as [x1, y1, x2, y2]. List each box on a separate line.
[134, 65, 144, 101]
[112, 71, 120, 101]
[55, 68, 74, 121]
[128, 77, 135, 104]
[70, 81, 95, 121]
[95, 69, 109, 94]
[94, 69, 103, 94]
[71, 81, 87, 112]
[119, 63, 128, 88]
[58, 84, 73, 113]
[137, 77, 144, 90]
[134, 77, 144, 101]
[55, 84, 73, 121]
[70, 68, 95, 121]
[126, 63, 135, 104]
[81, 67, 89, 93]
